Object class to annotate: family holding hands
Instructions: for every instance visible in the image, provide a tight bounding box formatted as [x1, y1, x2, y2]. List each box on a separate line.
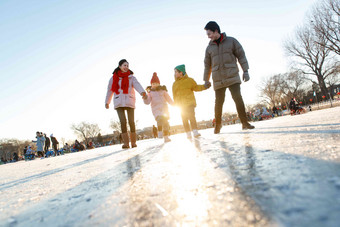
[105, 21, 254, 149]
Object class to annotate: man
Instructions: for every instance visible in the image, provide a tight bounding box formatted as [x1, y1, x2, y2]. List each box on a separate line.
[44, 133, 50, 154]
[203, 21, 254, 133]
[50, 134, 59, 156]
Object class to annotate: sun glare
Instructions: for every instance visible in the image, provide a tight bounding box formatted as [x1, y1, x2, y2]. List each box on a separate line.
[165, 139, 211, 222]
[168, 106, 184, 126]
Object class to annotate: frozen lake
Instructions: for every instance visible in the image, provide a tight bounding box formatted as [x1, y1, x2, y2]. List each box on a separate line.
[1, 106, 340, 227]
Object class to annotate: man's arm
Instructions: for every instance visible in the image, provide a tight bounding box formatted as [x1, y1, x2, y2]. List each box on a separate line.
[233, 38, 249, 72]
[233, 38, 250, 82]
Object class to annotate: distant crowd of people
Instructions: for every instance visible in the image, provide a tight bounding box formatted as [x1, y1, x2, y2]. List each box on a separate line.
[9, 132, 96, 162]
[289, 98, 308, 115]
[0, 128, 121, 164]
[22, 131, 61, 161]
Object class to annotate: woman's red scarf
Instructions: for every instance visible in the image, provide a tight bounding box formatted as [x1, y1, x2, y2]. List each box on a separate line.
[111, 70, 131, 94]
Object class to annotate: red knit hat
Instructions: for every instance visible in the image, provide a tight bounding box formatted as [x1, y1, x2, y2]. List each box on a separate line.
[150, 72, 160, 84]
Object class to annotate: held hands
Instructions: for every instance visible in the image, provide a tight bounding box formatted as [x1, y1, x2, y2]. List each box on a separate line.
[142, 92, 148, 100]
[243, 71, 250, 82]
[204, 81, 211, 89]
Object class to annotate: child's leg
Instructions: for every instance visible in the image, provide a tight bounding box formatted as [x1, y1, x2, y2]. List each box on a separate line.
[158, 116, 170, 141]
[187, 107, 198, 130]
[158, 116, 170, 136]
[156, 116, 163, 132]
[162, 117, 171, 142]
[163, 119, 170, 136]
[181, 107, 191, 132]
[156, 116, 163, 138]
[188, 107, 201, 137]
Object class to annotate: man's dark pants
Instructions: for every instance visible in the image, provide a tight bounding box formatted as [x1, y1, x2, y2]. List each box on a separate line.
[215, 83, 247, 125]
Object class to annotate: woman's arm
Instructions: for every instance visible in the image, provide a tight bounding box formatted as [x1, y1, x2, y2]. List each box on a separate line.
[131, 76, 146, 95]
[105, 77, 114, 107]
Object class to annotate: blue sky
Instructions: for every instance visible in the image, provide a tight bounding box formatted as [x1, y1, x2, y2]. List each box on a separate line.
[0, 0, 318, 141]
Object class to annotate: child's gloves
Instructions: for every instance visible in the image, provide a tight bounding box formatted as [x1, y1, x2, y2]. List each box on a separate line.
[204, 81, 211, 89]
[142, 92, 148, 100]
[243, 71, 250, 82]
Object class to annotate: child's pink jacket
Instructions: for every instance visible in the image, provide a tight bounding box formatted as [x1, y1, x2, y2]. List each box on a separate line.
[143, 87, 174, 119]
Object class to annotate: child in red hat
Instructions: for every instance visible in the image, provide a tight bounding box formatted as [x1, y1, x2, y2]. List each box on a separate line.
[144, 72, 174, 142]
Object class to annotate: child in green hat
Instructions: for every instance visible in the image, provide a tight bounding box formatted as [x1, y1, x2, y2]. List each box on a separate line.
[172, 64, 211, 138]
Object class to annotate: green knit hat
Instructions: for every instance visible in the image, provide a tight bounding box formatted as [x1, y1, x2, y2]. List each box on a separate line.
[175, 64, 186, 75]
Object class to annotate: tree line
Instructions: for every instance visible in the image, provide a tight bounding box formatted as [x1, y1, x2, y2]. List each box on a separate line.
[260, 0, 340, 107]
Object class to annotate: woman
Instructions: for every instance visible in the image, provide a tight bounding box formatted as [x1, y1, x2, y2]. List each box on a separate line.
[105, 59, 147, 149]
[32, 131, 45, 157]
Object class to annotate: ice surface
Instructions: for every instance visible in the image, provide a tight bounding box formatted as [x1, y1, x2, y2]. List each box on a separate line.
[0, 107, 339, 226]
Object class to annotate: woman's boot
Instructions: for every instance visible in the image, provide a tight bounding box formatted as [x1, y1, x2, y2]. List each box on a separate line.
[121, 133, 130, 149]
[130, 132, 137, 148]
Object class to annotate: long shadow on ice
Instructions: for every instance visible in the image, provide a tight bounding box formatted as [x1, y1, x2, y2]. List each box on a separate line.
[219, 128, 340, 135]
[259, 123, 340, 130]
[196, 138, 340, 227]
[218, 122, 340, 135]
[1, 144, 164, 227]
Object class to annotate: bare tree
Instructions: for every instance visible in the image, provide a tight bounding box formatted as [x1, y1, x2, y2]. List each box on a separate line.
[325, 63, 340, 87]
[0, 138, 31, 160]
[71, 122, 101, 145]
[259, 74, 288, 106]
[110, 119, 121, 132]
[260, 74, 278, 106]
[260, 71, 308, 107]
[284, 24, 337, 98]
[325, 63, 340, 97]
[97, 133, 103, 143]
[284, 71, 309, 100]
[311, 0, 340, 56]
